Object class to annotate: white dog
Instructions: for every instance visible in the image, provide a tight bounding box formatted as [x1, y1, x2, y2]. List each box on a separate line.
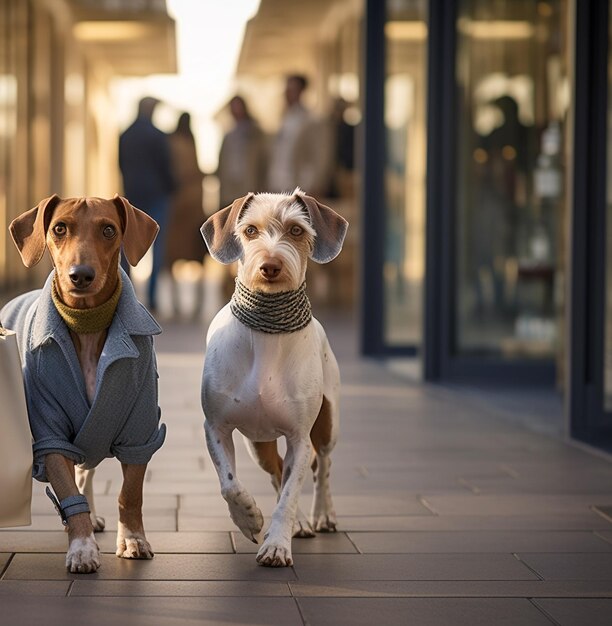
[200, 189, 348, 567]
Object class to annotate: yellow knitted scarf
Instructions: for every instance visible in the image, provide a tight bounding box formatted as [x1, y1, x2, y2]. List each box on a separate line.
[51, 274, 122, 334]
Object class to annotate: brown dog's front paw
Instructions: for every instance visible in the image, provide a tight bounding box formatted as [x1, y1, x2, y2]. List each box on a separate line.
[66, 534, 101, 574]
[116, 522, 154, 559]
[116, 535, 154, 559]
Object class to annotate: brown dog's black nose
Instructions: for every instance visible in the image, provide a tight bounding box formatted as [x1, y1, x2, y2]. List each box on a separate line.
[260, 259, 282, 280]
[68, 265, 95, 289]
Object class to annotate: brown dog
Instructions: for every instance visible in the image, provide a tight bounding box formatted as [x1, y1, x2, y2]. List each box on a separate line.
[1, 195, 165, 573]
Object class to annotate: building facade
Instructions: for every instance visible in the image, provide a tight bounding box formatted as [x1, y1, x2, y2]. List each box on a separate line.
[0, 0, 175, 290]
[235, 0, 612, 450]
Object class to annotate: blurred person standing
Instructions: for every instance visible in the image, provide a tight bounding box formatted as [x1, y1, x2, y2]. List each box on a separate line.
[268, 74, 330, 197]
[166, 112, 206, 318]
[217, 95, 267, 207]
[119, 96, 176, 313]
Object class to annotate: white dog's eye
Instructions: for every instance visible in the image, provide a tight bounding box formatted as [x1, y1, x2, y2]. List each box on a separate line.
[244, 225, 259, 238]
[290, 225, 303, 237]
[102, 225, 117, 239]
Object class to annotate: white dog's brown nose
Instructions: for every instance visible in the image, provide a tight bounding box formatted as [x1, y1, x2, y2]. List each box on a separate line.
[260, 258, 282, 280]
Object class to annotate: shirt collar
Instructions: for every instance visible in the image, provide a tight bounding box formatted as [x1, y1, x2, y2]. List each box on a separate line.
[32, 267, 161, 348]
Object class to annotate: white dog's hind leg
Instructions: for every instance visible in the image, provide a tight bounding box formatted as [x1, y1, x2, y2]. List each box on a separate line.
[311, 454, 337, 532]
[310, 395, 338, 532]
[257, 437, 312, 567]
[75, 466, 105, 532]
[206, 421, 264, 542]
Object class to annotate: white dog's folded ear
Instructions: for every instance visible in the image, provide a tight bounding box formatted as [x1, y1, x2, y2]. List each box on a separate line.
[112, 195, 159, 266]
[298, 194, 349, 264]
[201, 193, 254, 264]
[9, 194, 62, 267]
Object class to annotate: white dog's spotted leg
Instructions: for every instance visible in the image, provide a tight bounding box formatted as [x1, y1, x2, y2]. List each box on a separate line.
[205, 421, 264, 542]
[116, 521, 154, 559]
[66, 533, 101, 573]
[257, 439, 312, 567]
[75, 466, 105, 532]
[310, 454, 337, 532]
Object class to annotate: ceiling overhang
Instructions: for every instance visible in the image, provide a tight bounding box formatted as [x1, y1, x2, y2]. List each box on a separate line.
[68, 1, 177, 76]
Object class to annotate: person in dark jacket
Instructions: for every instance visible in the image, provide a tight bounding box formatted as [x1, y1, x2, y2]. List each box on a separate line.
[119, 96, 176, 312]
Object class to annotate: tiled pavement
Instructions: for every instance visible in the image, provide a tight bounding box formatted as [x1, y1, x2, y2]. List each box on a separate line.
[2, 314, 612, 625]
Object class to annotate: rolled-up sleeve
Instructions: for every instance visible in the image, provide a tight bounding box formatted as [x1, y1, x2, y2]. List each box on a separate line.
[111, 342, 166, 465]
[25, 358, 86, 481]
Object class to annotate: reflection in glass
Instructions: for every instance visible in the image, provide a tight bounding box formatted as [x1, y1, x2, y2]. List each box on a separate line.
[383, 0, 427, 347]
[455, 0, 569, 358]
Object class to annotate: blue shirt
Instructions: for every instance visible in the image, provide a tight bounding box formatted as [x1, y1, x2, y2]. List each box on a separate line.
[0, 269, 166, 481]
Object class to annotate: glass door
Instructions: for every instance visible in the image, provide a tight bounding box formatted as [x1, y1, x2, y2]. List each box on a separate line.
[454, 0, 569, 363]
[383, 0, 428, 348]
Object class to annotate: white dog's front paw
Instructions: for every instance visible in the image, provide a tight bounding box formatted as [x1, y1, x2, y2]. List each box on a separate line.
[224, 487, 264, 542]
[256, 536, 293, 567]
[116, 523, 154, 559]
[66, 534, 101, 573]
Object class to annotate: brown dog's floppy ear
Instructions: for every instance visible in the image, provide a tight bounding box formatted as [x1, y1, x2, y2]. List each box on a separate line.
[9, 194, 61, 267]
[112, 195, 159, 266]
[201, 193, 254, 264]
[297, 193, 348, 263]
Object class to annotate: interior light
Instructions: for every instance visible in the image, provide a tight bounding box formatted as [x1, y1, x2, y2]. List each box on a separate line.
[73, 21, 153, 42]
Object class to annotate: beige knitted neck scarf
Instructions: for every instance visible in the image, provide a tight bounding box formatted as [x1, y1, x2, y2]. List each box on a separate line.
[51, 274, 122, 335]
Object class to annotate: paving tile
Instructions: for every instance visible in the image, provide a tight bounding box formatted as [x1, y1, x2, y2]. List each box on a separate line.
[178, 515, 241, 532]
[232, 531, 358, 554]
[289, 580, 612, 598]
[517, 553, 612, 580]
[534, 599, 612, 626]
[3, 553, 297, 581]
[0, 552, 11, 574]
[0, 532, 67, 553]
[0, 580, 70, 596]
[534, 598, 612, 626]
[70, 580, 290, 596]
[594, 505, 612, 522]
[94, 531, 233, 554]
[0, 596, 303, 626]
[291, 553, 537, 582]
[296, 598, 554, 626]
[421, 494, 612, 517]
[328, 513, 612, 532]
[180, 493, 432, 516]
[348, 530, 612, 553]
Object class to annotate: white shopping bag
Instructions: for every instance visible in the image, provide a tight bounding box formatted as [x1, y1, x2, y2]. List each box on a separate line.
[0, 327, 32, 527]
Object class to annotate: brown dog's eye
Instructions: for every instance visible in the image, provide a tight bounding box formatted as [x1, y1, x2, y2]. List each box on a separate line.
[52, 223, 67, 237]
[102, 225, 116, 239]
[290, 225, 303, 237]
[244, 225, 258, 239]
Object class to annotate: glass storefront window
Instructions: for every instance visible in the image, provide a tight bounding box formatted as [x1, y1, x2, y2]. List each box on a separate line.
[455, 0, 569, 358]
[383, 0, 428, 347]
